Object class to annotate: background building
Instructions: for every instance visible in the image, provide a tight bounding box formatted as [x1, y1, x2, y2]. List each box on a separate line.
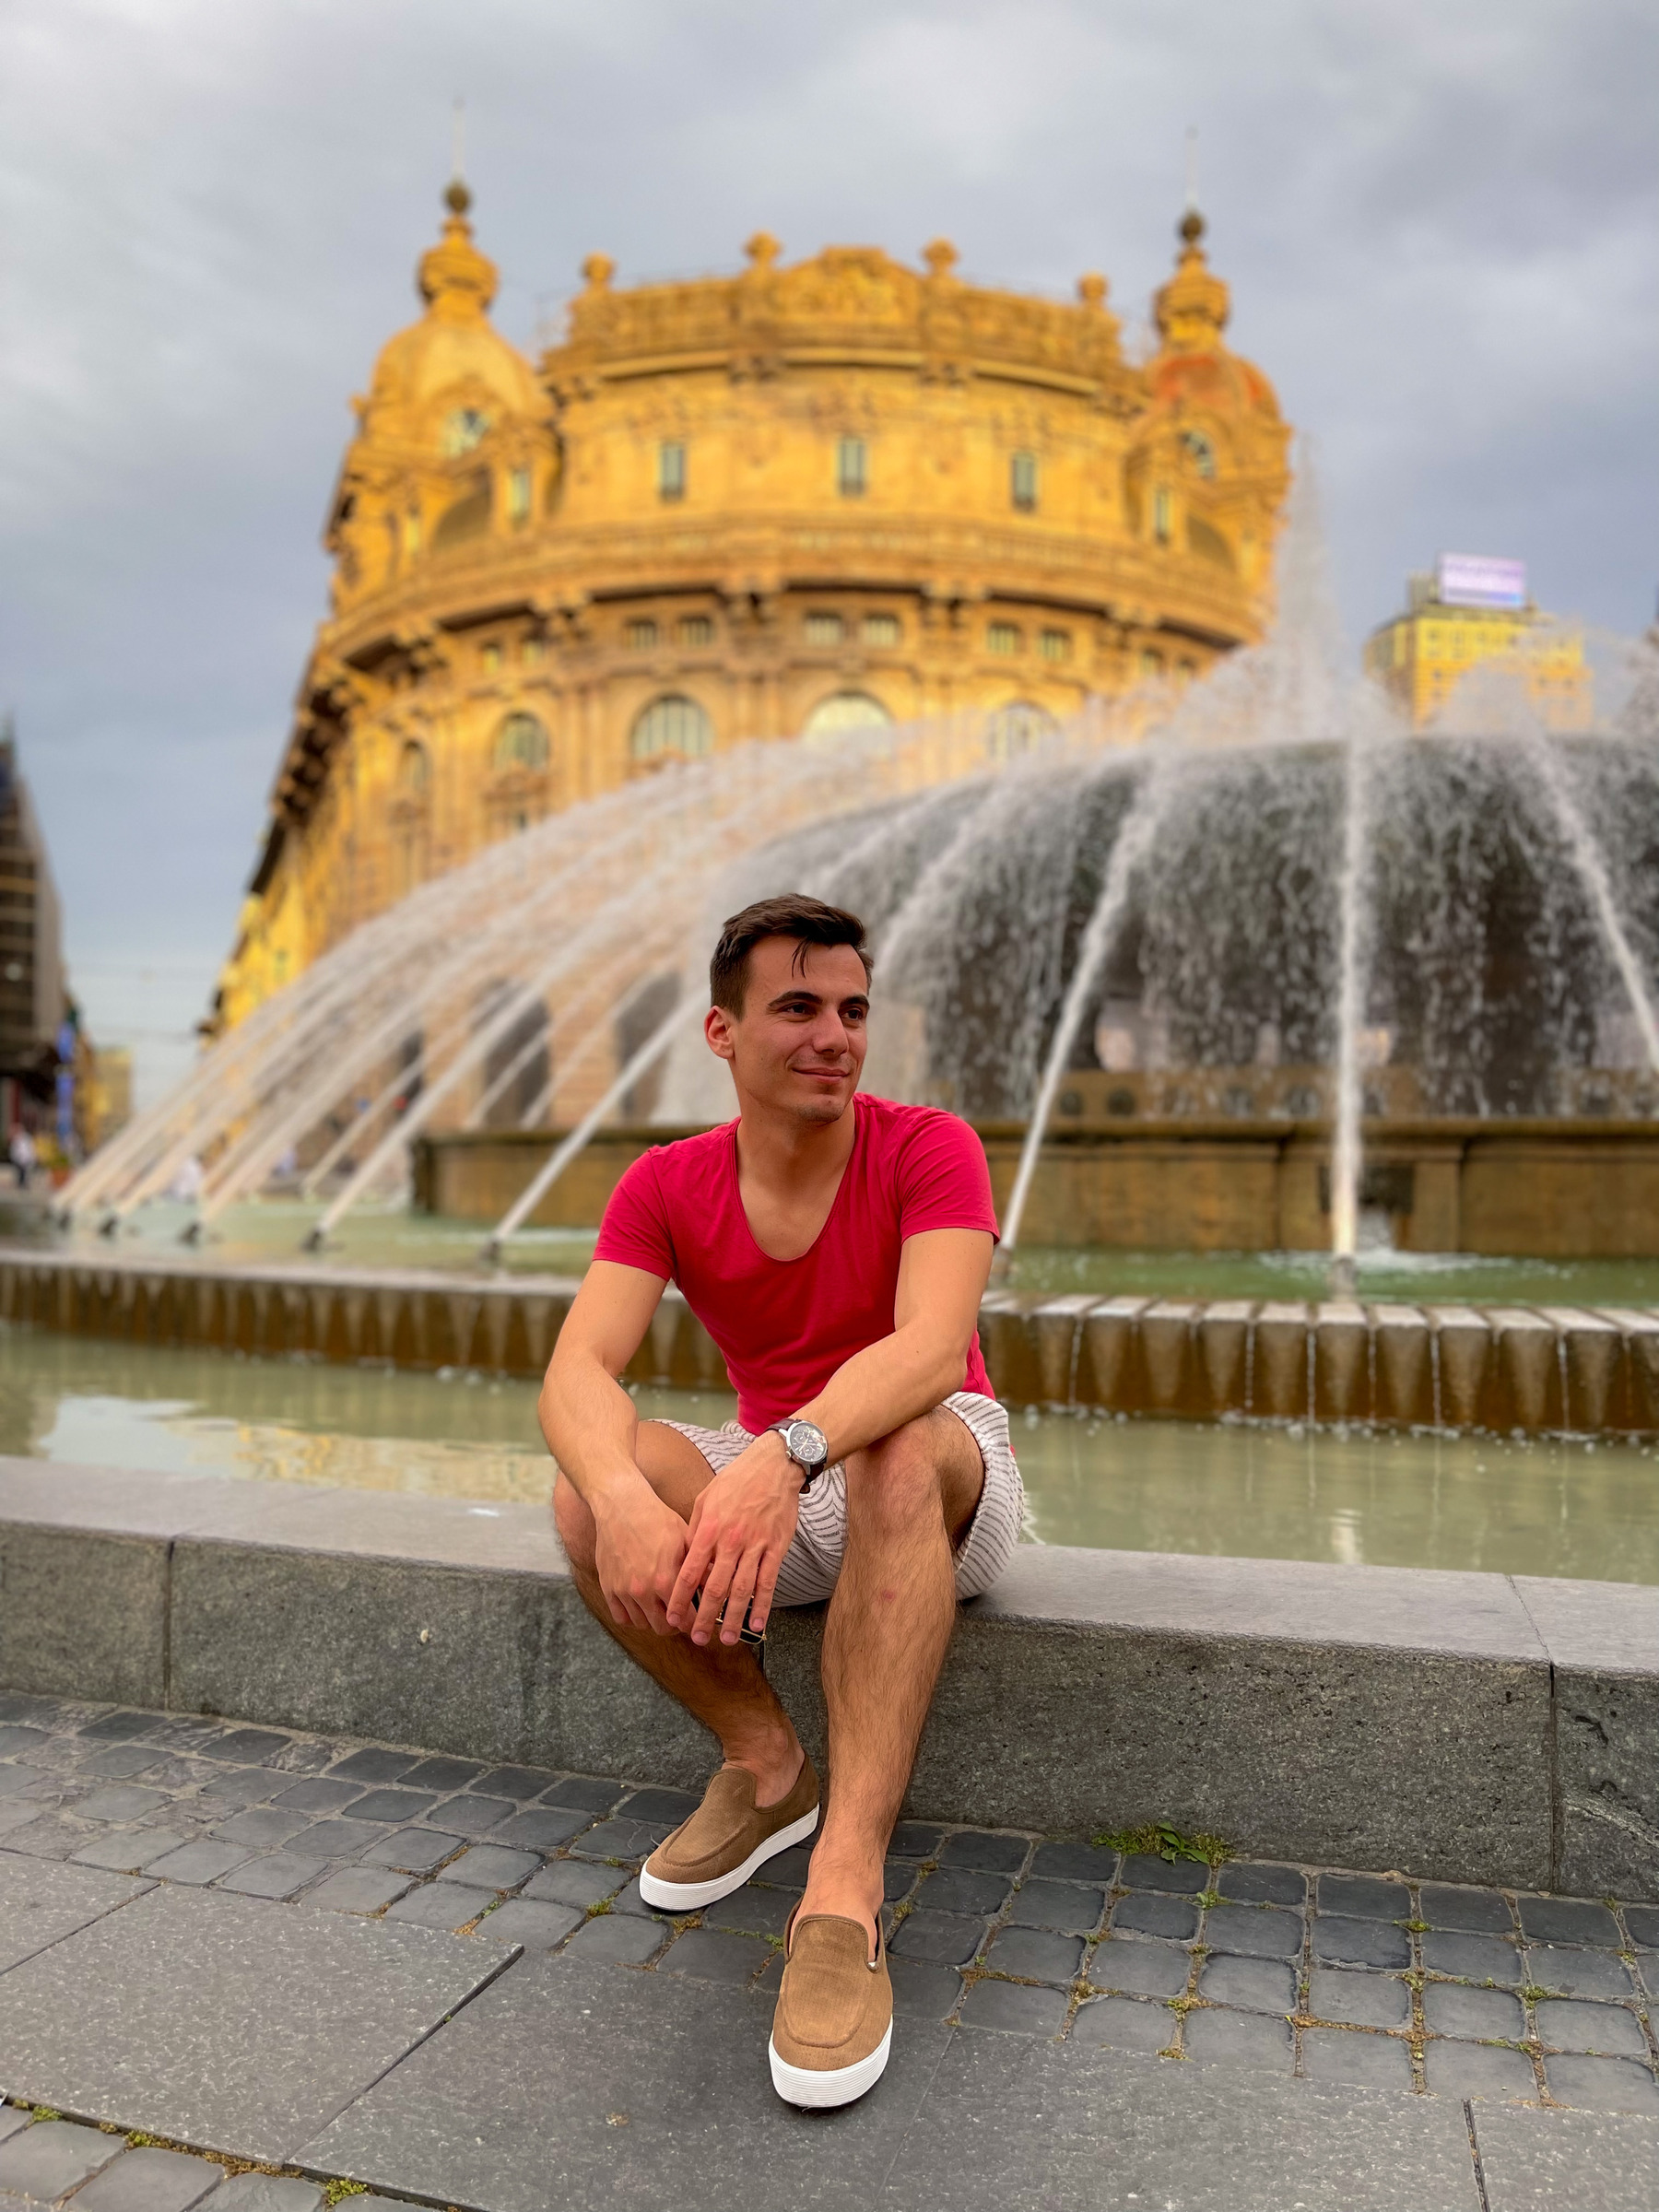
[1364, 555, 1592, 731]
[213, 190, 1289, 1028]
[0, 723, 69, 1145]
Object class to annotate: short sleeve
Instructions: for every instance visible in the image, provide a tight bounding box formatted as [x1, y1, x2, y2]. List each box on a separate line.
[593, 1150, 677, 1279]
[896, 1111, 1000, 1242]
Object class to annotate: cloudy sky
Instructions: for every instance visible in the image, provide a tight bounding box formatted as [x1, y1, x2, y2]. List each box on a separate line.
[2, 0, 1654, 1100]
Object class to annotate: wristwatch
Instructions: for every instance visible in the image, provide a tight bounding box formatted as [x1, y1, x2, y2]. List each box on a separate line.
[769, 1418, 830, 1490]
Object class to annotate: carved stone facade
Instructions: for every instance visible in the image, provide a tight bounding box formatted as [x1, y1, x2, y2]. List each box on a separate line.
[214, 189, 1289, 1028]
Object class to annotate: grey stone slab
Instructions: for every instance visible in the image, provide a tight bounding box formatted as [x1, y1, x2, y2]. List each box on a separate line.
[1308, 1966, 1411, 2029]
[883, 1861, 919, 1904]
[888, 1821, 944, 1858]
[704, 1887, 794, 1938]
[1197, 1953, 1295, 2012]
[1420, 1882, 1513, 1932]
[142, 1840, 251, 1886]
[1313, 1915, 1410, 1968]
[0, 1520, 170, 1710]
[614, 1785, 698, 1823]
[1300, 2028, 1416, 2091]
[0, 1731, 48, 1759]
[383, 1883, 497, 1934]
[328, 1748, 418, 1786]
[0, 1807, 42, 1845]
[1006, 1878, 1104, 1935]
[913, 1866, 1011, 1917]
[477, 1766, 560, 1803]
[217, 1853, 330, 1902]
[360, 1827, 465, 1876]
[538, 1774, 624, 1815]
[1029, 1841, 1117, 1885]
[1112, 1891, 1198, 1942]
[1204, 1902, 1303, 1958]
[422, 1794, 513, 1839]
[74, 1784, 170, 1823]
[203, 2176, 325, 2212]
[959, 1978, 1069, 2035]
[402, 1757, 485, 1793]
[889, 1910, 985, 1966]
[201, 1728, 292, 1765]
[1624, 1903, 1659, 1947]
[0, 1852, 151, 1971]
[69, 1831, 184, 1874]
[1071, 1993, 1173, 2052]
[1543, 2053, 1659, 2114]
[936, 1830, 1028, 1874]
[1516, 1896, 1622, 1947]
[1526, 1945, 1638, 1998]
[1218, 1861, 1306, 1907]
[757, 1843, 813, 1888]
[75, 1709, 161, 1741]
[570, 1818, 662, 1862]
[1474, 2103, 1659, 2212]
[490, 1806, 589, 1853]
[80, 1744, 165, 1779]
[0, 1769, 53, 1805]
[985, 1924, 1084, 1985]
[1317, 1872, 1410, 1922]
[194, 1769, 284, 1810]
[0, 2114, 24, 2148]
[1182, 2006, 1294, 2072]
[559, 1912, 667, 1965]
[0, 1882, 510, 2162]
[1534, 1997, 1649, 2055]
[522, 1860, 625, 1912]
[1423, 1929, 1524, 1983]
[1121, 1852, 1209, 1893]
[270, 1778, 363, 1814]
[657, 1928, 771, 1984]
[607, 1877, 666, 1921]
[293, 1819, 384, 1857]
[74, 2146, 227, 2210]
[300, 1952, 951, 2212]
[212, 1806, 313, 1851]
[1422, 1982, 1525, 2040]
[888, 1958, 961, 2018]
[435, 1844, 538, 1891]
[303, 1866, 412, 1914]
[0, 2120, 124, 2201]
[1421, 2039, 1538, 2100]
[884, 2031, 1485, 2211]
[474, 1899, 583, 1951]
[343, 1788, 438, 1825]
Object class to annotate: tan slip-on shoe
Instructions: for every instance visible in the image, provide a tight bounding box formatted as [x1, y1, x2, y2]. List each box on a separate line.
[638, 1755, 819, 1911]
[769, 1908, 893, 2109]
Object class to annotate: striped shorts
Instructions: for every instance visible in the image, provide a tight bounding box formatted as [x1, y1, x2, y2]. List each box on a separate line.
[654, 1391, 1025, 1608]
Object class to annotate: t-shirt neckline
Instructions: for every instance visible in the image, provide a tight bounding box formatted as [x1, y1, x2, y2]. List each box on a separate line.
[726, 1095, 865, 1267]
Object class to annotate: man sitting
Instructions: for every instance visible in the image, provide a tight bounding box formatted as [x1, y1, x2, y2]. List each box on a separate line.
[539, 892, 1022, 2107]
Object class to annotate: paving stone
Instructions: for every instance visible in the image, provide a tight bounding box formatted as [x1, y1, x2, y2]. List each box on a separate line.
[1517, 1896, 1622, 1949]
[569, 1818, 664, 1862]
[1301, 2027, 1416, 2091]
[402, 1757, 485, 1793]
[383, 1883, 498, 1934]
[615, 1787, 700, 1825]
[1111, 1891, 1198, 1943]
[0, 2119, 124, 2200]
[437, 1844, 539, 1891]
[0, 1730, 50, 1759]
[1316, 1873, 1410, 1923]
[76, 1711, 161, 1743]
[301, 1951, 949, 2206]
[985, 1924, 1084, 1985]
[212, 1806, 313, 1851]
[1183, 2005, 1294, 2071]
[607, 1877, 666, 1921]
[200, 1729, 292, 1766]
[206, 2175, 326, 2210]
[1006, 1879, 1105, 1936]
[1202, 1902, 1302, 1959]
[1028, 1841, 1117, 1886]
[472, 1766, 556, 1803]
[490, 1807, 590, 1853]
[193, 1770, 283, 1810]
[0, 2114, 25, 2147]
[538, 1776, 624, 1815]
[1419, 1883, 1514, 1934]
[888, 1957, 962, 2019]
[345, 1789, 439, 1826]
[704, 1887, 794, 1937]
[1524, 1945, 1637, 1999]
[656, 1928, 771, 1984]
[0, 1815, 81, 1860]
[1422, 1982, 1526, 2040]
[267, 1740, 335, 1779]
[1218, 1862, 1306, 1908]
[74, 1784, 171, 1823]
[888, 1821, 944, 1859]
[1308, 1966, 1411, 2029]
[142, 1840, 251, 1886]
[1541, 2053, 1659, 2115]
[936, 1830, 1028, 1875]
[889, 1910, 986, 1966]
[421, 1794, 514, 1839]
[294, 1819, 385, 1858]
[758, 1843, 814, 1887]
[1422, 2038, 1537, 2100]
[475, 1899, 584, 1951]
[217, 1853, 330, 1902]
[914, 1866, 1012, 1917]
[959, 1978, 1069, 2036]
[0, 1883, 509, 2163]
[1196, 1954, 1294, 2013]
[304, 1866, 413, 1915]
[1312, 1915, 1409, 1969]
[1534, 1999, 1649, 2056]
[1623, 1904, 1659, 1949]
[74, 2145, 227, 2210]
[1421, 1929, 1524, 1983]
[361, 1828, 464, 1876]
[70, 1832, 184, 1874]
[1069, 1994, 1175, 2053]
[560, 1912, 668, 1965]
[0, 1806, 44, 1843]
[1120, 1853, 1209, 1894]
[883, 1861, 918, 1904]
[523, 1861, 626, 1912]
[80, 1745, 165, 1780]
[327, 1748, 418, 1785]
[0, 1769, 53, 1805]
[1473, 2104, 1659, 2212]
[269, 1778, 364, 1815]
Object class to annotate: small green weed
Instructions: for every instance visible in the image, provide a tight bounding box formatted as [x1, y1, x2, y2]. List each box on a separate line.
[323, 2183, 368, 2206]
[1095, 1820, 1230, 1866]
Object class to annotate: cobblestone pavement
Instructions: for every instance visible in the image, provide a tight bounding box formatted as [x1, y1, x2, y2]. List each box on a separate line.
[0, 1691, 1654, 2211]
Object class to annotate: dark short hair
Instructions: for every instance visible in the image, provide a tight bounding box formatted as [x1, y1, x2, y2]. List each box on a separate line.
[710, 894, 873, 1015]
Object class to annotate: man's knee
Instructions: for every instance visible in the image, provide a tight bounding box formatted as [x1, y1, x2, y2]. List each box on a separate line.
[552, 1472, 597, 1577]
[844, 1418, 949, 1526]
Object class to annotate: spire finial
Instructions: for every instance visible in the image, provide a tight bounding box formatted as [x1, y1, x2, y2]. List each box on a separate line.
[445, 99, 471, 217]
[1184, 125, 1199, 214]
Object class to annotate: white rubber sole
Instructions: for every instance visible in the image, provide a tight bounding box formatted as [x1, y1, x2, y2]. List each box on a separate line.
[770, 2021, 893, 2109]
[637, 1802, 819, 1912]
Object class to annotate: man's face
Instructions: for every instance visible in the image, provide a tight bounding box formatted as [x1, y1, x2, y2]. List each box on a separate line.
[705, 936, 870, 1125]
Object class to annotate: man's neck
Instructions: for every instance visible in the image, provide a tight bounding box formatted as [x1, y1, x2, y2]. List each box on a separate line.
[734, 1090, 859, 1194]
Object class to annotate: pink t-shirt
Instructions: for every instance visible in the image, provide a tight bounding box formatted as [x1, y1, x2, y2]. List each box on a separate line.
[594, 1092, 999, 1432]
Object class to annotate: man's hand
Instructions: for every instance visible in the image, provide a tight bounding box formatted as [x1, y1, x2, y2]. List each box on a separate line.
[592, 1479, 692, 1637]
[667, 1437, 802, 1645]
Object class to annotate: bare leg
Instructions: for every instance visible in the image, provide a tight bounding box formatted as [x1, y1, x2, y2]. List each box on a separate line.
[552, 1422, 802, 1803]
[797, 1408, 984, 1946]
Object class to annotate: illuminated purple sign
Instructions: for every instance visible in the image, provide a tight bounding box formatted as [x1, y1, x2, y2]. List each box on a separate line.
[1437, 554, 1527, 609]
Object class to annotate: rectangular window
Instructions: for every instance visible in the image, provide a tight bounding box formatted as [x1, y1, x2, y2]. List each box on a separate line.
[523, 637, 544, 665]
[864, 613, 900, 647]
[1011, 452, 1038, 512]
[508, 466, 531, 525]
[626, 619, 659, 651]
[806, 611, 844, 647]
[678, 615, 714, 646]
[837, 437, 866, 498]
[987, 621, 1021, 656]
[1153, 487, 1172, 544]
[658, 441, 687, 501]
[481, 642, 502, 673]
[1038, 628, 1071, 664]
[1140, 648, 1164, 677]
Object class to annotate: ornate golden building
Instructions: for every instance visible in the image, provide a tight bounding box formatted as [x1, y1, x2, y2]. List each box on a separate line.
[215, 190, 1289, 1025]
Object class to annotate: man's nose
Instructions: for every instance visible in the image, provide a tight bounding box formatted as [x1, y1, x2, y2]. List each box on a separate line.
[806, 1013, 849, 1057]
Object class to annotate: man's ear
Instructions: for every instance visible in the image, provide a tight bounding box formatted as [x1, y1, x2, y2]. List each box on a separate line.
[704, 1003, 737, 1063]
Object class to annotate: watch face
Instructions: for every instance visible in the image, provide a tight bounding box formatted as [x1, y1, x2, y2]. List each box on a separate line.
[786, 1420, 829, 1467]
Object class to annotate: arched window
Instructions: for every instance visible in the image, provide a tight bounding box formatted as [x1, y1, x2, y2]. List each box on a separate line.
[801, 692, 893, 747]
[984, 700, 1057, 759]
[630, 694, 713, 760]
[397, 740, 430, 793]
[494, 712, 549, 771]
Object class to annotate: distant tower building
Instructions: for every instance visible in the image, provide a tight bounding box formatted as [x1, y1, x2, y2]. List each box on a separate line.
[0, 723, 69, 1139]
[213, 191, 1291, 1029]
[1365, 556, 1593, 731]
